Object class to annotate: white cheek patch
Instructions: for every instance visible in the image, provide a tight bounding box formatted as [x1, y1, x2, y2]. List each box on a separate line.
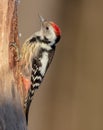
[41, 43, 51, 51]
[39, 52, 49, 76]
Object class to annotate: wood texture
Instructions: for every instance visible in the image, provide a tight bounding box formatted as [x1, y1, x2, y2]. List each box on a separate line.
[0, 0, 26, 129]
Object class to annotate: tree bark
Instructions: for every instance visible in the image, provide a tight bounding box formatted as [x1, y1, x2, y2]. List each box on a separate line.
[0, 0, 26, 130]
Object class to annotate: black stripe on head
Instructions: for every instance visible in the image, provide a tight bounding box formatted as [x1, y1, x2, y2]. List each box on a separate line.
[42, 36, 51, 44]
[36, 36, 51, 44]
[55, 35, 61, 43]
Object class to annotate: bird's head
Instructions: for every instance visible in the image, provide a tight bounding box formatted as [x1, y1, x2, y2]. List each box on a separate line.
[39, 16, 61, 47]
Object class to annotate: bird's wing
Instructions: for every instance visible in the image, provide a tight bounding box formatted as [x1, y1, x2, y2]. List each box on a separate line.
[24, 57, 42, 124]
[20, 36, 37, 77]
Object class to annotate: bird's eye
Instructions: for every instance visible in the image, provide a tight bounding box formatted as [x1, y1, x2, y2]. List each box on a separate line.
[46, 26, 49, 30]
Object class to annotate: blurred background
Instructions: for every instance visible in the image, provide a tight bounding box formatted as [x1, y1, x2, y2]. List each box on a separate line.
[18, 0, 103, 130]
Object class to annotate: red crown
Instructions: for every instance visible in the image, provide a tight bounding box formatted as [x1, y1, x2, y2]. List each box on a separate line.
[50, 22, 61, 36]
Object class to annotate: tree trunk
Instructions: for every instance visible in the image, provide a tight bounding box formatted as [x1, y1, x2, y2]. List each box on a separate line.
[0, 0, 26, 129]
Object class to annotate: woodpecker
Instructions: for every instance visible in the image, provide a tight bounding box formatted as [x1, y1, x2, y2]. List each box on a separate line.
[21, 16, 61, 123]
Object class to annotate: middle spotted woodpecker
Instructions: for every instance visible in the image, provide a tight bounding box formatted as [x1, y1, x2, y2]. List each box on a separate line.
[20, 16, 61, 123]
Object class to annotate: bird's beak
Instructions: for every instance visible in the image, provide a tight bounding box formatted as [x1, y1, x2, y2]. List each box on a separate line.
[38, 15, 46, 29]
[39, 15, 45, 23]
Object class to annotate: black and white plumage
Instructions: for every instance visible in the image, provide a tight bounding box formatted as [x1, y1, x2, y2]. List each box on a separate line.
[21, 16, 61, 123]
